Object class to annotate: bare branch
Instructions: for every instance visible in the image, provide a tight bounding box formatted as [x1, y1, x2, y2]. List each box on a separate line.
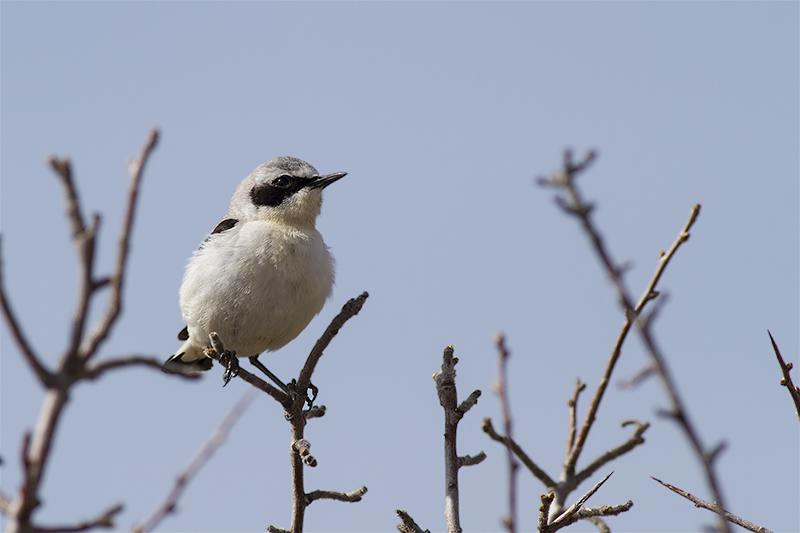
[482, 417, 556, 488]
[457, 389, 481, 415]
[458, 452, 487, 467]
[564, 378, 586, 463]
[32, 503, 123, 533]
[767, 331, 800, 422]
[79, 128, 159, 360]
[296, 291, 369, 394]
[494, 334, 518, 533]
[565, 204, 700, 474]
[651, 477, 773, 533]
[396, 510, 430, 533]
[82, 355, 201, 381]
[133, 388, 258, 533]
[541, 473, 630, 533]
[205, 332, 288, 404]
[48, 157, 86, 239]
[284, 292, 369, 533]
[0, 236, 54, 386]
[575, 420, 649, 485]
[540, 150, 728, 532]
[433, 345, 478, 533]
[306, 486, 367, 504]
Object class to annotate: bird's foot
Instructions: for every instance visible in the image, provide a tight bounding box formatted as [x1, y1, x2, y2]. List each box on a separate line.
[289, 379, 319, 410]
[220, 350, 239, 386]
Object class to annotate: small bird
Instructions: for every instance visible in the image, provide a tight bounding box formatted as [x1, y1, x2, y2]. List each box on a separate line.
[163, 157, 346, 387]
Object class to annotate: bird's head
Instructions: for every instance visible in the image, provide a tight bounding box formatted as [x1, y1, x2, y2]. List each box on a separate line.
[230, 157, 346, 227]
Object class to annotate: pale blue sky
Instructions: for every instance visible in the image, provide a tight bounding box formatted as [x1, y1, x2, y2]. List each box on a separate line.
[2, 2, 798, 532]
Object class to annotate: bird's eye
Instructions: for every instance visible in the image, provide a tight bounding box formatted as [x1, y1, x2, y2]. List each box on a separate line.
[274, 175, 291, 187]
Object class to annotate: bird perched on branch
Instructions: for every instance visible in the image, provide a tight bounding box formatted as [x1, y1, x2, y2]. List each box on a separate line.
[163, 157, 346, 388]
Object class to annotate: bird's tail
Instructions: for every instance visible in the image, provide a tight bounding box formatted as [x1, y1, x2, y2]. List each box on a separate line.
[162, 341, 213, 374]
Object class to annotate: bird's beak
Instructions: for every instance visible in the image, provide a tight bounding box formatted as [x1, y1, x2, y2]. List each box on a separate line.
[308, 172, 347, 190]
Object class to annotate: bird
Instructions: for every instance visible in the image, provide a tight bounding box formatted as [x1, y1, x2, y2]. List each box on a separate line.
[162, 156, 346, 389]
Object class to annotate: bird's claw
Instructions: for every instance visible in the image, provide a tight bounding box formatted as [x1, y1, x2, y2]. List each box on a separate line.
[220, 350, 239, 386]
[289, 379, 319, 410]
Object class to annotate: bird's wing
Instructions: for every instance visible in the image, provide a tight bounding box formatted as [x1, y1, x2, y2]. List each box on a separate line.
[198, 218, 239, 249]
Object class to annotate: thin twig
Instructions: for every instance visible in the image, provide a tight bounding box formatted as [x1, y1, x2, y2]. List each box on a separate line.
[0, 236, 53, 386]
[494, 334, 518, 533]
[767, 331, 800, 422]
[482, 418, 556, 488]
[31, 504, 124, 533]
[79, 128, 159, 360]
[285, 292, 369, 533]
[296, 291, 369, 394]
[133, 388, 258, 533]
[564, 378, 586, 463]
[575, 420, 649, 485]
[82, 355, 201, 381]
[540, 149, 729, 533]
[50, 151, 99, 365]
[651, 477, 773, 533]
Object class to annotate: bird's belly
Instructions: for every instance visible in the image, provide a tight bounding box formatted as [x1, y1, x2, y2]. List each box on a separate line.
[179, 226, 334, 357]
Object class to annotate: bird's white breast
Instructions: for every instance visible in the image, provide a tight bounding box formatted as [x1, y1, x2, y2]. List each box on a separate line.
[179, 220, 335, 357]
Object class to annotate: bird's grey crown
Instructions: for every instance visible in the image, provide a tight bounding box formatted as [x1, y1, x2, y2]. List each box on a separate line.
[257, 157, 318, 180]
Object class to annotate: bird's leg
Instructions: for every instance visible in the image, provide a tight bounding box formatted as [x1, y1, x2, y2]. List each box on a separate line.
[249, 356, 292, 396]
[220, 350, 240, 386]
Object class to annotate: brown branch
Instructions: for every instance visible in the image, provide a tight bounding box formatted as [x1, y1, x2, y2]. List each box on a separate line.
[133, 388, 258, 533]
[4, 130, 166, 533]
[767, 331, 800, 422]
[31, 503, 124, 533]
[494, 334, 518, 533]
[0, 236, 54, 387]
[482, 417, 556, 488]
[284, 292, 368, 533]
[540, 149, 729, 533]
[564, 378, 586, 464]
[50, 151, 100, 366]
[651, 477, 773, 533]
[205, 333, 288, 403]
[575, 420, 649, 485]
[560, 197, 700, 480]
[79, 128, 159, 361]
[82, 355, 201, 381]
[296, 291, 369, 394]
